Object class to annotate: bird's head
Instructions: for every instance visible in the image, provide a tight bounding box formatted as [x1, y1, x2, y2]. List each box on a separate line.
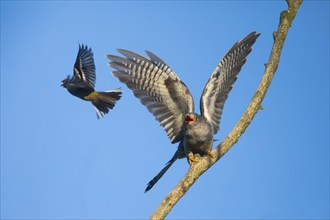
[185, 113, 198, 124]
[61, 75, 70, 87]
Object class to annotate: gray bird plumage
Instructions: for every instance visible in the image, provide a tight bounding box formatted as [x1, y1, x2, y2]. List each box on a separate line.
[107, 32, 260, 192]
[108, 49, 194, 143]
[200, 32, 259, 133]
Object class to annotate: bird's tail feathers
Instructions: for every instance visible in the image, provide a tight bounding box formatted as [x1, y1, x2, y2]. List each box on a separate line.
[145, 149, 181, 193]
[92, 88, 122, 118]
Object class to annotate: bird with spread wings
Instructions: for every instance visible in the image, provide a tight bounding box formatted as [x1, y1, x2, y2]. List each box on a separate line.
[62, 44, 122, 118]
[107, 32, 260, 192]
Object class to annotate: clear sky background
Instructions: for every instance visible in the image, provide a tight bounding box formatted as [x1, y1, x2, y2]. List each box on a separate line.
[1, 1, 329, 219]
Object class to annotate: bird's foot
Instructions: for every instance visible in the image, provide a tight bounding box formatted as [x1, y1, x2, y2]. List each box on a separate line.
[188, 153, 199, 165]
[206, 149, 214, 158]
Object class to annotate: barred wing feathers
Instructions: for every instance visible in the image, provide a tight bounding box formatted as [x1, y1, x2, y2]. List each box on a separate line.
[107, 49, 194, 144]
[200, 32, 260, 134]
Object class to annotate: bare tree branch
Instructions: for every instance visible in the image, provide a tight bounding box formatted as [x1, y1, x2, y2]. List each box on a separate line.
[150, 0, 303, 219]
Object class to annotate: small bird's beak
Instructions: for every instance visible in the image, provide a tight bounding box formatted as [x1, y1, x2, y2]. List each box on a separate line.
[61, 75, 70, 87]
[61, 78, 67, 87]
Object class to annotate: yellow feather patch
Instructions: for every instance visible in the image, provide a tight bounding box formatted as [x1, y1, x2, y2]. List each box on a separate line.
[84, 91, 99, 101]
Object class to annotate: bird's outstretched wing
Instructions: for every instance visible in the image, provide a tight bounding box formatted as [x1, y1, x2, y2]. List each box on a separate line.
[107, 49, 194, 144]
[73, 44, 96, 88]
[200, 32, 260, 134]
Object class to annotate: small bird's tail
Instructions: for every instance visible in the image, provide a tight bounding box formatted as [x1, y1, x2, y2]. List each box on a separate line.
[145, 148, 182, 193]
[91, 88, 122, 118]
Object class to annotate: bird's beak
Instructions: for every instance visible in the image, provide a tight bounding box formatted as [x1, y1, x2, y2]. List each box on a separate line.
[61, 79, 66, 87]
[61, 75, 70, 87]
[185, 115, 196, 123]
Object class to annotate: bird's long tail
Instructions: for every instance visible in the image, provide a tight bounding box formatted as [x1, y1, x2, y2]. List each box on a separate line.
[91, 88, 122, 118]
[145, 148, 181, 193]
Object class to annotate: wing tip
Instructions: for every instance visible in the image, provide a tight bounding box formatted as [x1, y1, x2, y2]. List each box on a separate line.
[241, 31, 261, 44]
[78, 43, 92, 53]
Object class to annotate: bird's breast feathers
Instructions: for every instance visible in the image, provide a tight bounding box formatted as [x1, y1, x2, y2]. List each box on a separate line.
[183, 118, 214, 152]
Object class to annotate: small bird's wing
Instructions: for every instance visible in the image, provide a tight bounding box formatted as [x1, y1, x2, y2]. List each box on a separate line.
[73, 44, 96, 88]
[200, 32, 260, 134]
[107, 49, 194, 144]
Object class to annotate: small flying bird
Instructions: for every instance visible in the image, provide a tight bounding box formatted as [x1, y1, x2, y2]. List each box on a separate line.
[62, 44, 122, 118]
[107, 32, 260, 192]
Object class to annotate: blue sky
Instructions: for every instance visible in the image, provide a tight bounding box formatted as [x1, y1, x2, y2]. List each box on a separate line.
[1, 1, 329, 219]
